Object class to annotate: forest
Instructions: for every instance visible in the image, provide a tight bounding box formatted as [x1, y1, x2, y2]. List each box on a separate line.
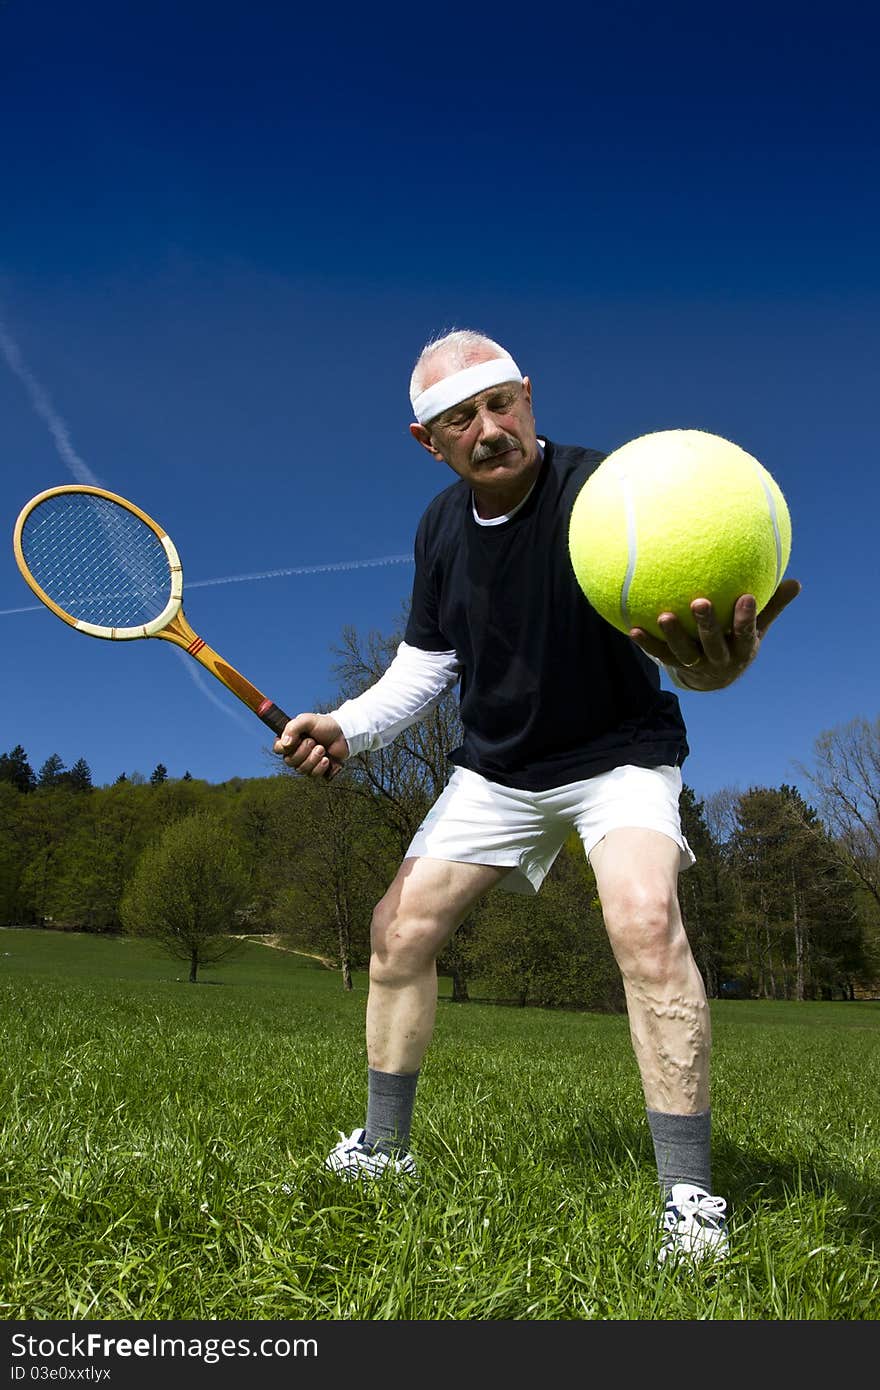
[2, 628, 878, 1008]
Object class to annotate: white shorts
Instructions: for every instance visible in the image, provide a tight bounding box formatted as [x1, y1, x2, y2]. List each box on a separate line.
[406, 763, 695, 896]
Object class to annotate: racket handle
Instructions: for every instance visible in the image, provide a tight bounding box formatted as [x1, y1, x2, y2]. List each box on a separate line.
[257, 701, 293, 737]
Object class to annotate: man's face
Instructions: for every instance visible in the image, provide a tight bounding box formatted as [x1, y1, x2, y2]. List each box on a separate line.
[410, 367, 540, 497]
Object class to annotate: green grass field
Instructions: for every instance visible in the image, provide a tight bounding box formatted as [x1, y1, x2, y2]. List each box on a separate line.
[1, 927, 878, 1321]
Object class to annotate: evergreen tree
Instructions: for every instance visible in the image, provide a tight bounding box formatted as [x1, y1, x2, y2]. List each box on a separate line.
[0, 783, 27, 921]
[776, 783, 869, 999]
[730, 785, 866, 999]
[67, 758, 93, 793]
[150, 763, 168, 786]
[37, 754, 66, 789]
[678, 783, 731, 999]
[0, 745, 36, 793]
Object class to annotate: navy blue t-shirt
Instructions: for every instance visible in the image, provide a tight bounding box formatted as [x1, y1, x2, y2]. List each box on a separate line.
[403, 438, 689, 791]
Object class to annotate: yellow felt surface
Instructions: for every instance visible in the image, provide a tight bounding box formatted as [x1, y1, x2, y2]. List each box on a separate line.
[568, 429, 792, 639]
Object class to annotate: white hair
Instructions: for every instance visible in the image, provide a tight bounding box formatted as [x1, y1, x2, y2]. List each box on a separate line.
[409, 329, 515, 406]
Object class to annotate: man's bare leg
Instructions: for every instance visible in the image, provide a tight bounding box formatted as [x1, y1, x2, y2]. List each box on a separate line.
[589, 826, 715, 1201]
[589, 827, 709, 1113]
[366, 856, 507, 1074]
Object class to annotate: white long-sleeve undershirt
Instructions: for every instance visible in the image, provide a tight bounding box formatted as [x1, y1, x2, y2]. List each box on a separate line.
[331, 642, 461, 755]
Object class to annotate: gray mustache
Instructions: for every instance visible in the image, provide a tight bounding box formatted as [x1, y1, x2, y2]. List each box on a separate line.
[472, 436, 519, 463]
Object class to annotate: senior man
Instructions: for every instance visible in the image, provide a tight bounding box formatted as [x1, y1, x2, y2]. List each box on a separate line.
[276, 329, 800, 1264]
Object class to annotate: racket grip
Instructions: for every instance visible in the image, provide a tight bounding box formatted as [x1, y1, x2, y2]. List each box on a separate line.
[257, 702, 293, 737]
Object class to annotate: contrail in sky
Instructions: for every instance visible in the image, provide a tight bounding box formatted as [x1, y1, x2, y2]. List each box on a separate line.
[0, 552, 413, 616]
[187, 555, 412, 589]
[1, 320, 413, 728]
[0, 318, 101, 486]
[177, 661, 256, 732]
[1, 316, 411, 592]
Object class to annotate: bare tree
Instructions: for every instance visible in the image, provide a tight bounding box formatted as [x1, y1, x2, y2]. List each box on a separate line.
[274, 773, 386, 990]
[332, 622, 459, 854]
[702, 786, 741, 848]
[331, 621, 474, 999]
[800, 717, 880, 907]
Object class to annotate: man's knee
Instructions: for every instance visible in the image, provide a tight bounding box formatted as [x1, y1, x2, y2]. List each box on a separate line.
[369, 895, 446, 983]
[601, 866, 678, 925]
[369, 857, 501, 985]
[600, 876, 686, 976]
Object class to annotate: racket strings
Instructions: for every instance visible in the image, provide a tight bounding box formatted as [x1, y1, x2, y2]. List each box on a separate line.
[21, 494, 173, 628]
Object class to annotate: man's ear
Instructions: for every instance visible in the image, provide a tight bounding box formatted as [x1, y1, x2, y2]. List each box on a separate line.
[409, 422, 445, 462]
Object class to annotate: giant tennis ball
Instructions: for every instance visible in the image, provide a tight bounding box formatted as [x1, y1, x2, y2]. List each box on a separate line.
[568, 429, 791, 641]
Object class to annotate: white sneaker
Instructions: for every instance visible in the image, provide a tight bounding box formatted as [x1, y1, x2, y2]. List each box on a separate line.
[324, 1127, 417, 1181]
[659, 1183, 729, 1266]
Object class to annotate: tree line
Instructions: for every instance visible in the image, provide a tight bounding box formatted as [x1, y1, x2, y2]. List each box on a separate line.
[2, 626, 878, 1005]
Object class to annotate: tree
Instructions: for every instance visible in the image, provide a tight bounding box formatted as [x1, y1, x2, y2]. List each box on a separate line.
[120, 811, 250, 982]
[801, 717, 880, 909]
[331, 619, 471, 994]
[149, 776, 210, 825]
[0, 783, 27, 921]
[47, 781, 159, 932]
[15, 786, 78, 925]
[678, 783, 732, 999]
[332, 620, 461, 854]
[0, 745, 36, 794]
[38, 753, 66, 789]
[269, 771, 386, 988]
[466, 836, 624, 1012]
[728, 785, 866, 1000]
[229, 777, 295, 916]
[150, 763, 168, 786]
[296, 778, 372, 990]
[67, 758, 93, 793]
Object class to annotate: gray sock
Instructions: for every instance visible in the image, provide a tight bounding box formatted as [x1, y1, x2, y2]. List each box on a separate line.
[646, 1108, 713, 1196]
[364, 1068, 419, 1155]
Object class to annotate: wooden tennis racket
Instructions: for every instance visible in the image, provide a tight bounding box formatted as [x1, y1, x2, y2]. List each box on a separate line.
[13, 484, 294, 738]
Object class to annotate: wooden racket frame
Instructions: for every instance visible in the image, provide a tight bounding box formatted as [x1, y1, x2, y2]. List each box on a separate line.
[14, 484, 293, 736]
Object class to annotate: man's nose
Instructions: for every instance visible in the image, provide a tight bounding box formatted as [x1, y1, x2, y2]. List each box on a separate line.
[475, 406, 505, 438]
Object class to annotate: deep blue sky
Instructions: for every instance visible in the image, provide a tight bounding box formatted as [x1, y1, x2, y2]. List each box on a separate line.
[1, 1, 877, 807]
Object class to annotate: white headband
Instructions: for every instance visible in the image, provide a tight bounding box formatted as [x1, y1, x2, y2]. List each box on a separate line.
[411, 356, 523, 425]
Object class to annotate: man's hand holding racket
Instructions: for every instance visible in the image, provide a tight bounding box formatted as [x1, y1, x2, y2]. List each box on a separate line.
[275, 713, 348, 779]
